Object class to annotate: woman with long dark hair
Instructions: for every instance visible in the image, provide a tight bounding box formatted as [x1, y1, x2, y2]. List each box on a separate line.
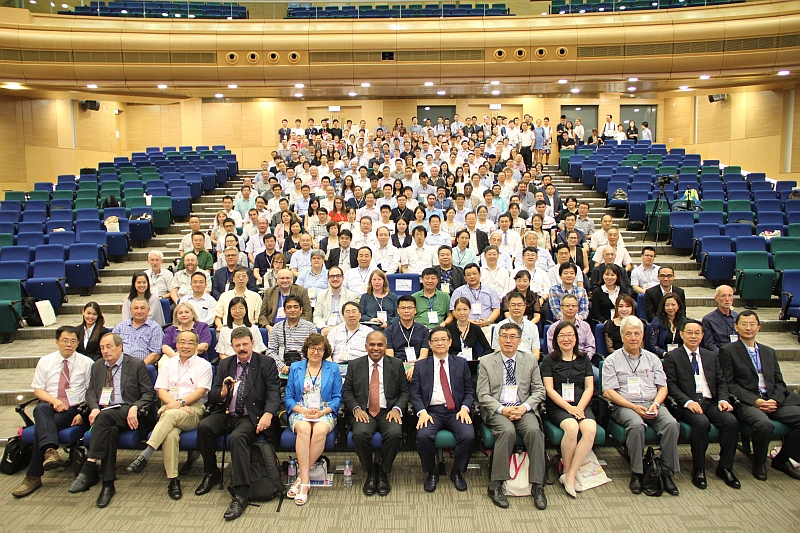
[75, 301, 109, 360]
[121, 272, 166, 326]
[646, 292, 686, 356]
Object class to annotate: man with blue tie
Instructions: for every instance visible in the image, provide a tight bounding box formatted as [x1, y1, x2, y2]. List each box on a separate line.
[477, 323, 547, 510]
[410, 327, 476, 493]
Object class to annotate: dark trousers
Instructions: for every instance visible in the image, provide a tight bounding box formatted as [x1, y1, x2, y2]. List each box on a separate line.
[88, 405, 133, 482]
[197, 412, 255, 488]
[352, 409, 403, 473]
[416, 405, 475, 475]
[520, 146, 533, 169]
[27, 402, 81, 477]
[676, 398, 738, 470]
[735, 392, 800, 465]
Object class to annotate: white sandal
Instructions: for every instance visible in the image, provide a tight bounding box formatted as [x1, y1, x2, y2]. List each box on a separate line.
[286, 478, 302, 499]
[294, 484, 310, 506]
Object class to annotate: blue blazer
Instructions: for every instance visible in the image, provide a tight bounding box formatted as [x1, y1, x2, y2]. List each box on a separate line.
[284, 359, 343, 415]
[410, 355, 475, 415]
[645, 316, 685, 357]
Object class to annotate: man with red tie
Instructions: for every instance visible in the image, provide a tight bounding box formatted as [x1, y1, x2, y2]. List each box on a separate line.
[410, 327, 476, 493]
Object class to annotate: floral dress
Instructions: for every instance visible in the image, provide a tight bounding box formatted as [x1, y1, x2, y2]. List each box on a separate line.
[288, 374, 336, 431]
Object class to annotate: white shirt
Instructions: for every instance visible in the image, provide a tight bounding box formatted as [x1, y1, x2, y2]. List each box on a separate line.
[402, 245, 436, 274]
[31, 351, 94, 403]
[491, 318, 540, 354]
[216, 324, 267, 356]
[214, 289, 262, 324]
[631, 263, 661, 291]
[683, 345, 712, 404]
[548, 264, 585, 287]
[352, 230, 379, 251]
[145, 268, 174, 298]
[519, 129, 534, 148]
[179, 293, 218, 326]
[374, 245, 402, 274]
[224, 209, 244, 228]
[513, 266, 551, 296]
[590, 229, 626, 251]
[327, 323, 373, 362]
[592, 245, 633, 268]
[289, 249, 313, 274]
[154, 353, 213, 405]
[481, 265, 515, 298]
[343, 266, 377, 294]
[179, 232, 212, 254]
[429, 356, 452, 408]
[497, 230, 523, 257]
[424, 231, 452, 252]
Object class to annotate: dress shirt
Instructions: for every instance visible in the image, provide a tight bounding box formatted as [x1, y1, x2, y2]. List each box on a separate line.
[491, 319, 540, 354]
[154, 354, 213, 405]
[497, 230, 523, 258]
[590, 229, 626, 251]
[31, 351, 93, 401]
[343, 266, 377, 294]
[105, 359, 124, 405]
[682, 345, 712, 405]
[592, 246, 632, 268]
[424, 231, 452, 252]
[112, 319, 164, 360]
[631, 264, 661, 291]
[402, 245, 436, 274]
[296, 268, 329, 298]
[602, 348, 665, 403]
[216, 324, 267, 357]
[547, 264, 585, 288]
[548, 284, 589, 321]
[357, 206, 381, 223]
[179, 293, 218, 326]
[179, 232, 212, 254]
[224, 209, 243, 228]
[245, 233, 269, 257]
[352, 230, 379, 251]
[170, 269, 212, 300]
[327, 323, 373, 362]
[289, 249, 313, 274]
[374, 245, 402, 274]
[701, 308, 739, 353]
[512, 266, 551, 296]
[575, 216, 595, 237]
[145, 269, 174, 298]
[449, 283, 500, 321]
[545, 319, 595, 357]
[481, 265, 515, 298]
[452, 246, 478, 269]
[266, 319, 318, 369]
[368, 357, 387, 411]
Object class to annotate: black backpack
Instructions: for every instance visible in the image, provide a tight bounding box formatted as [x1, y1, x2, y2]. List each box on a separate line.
[245, 441, 284, 502]
[21, 297, 43, 327]
[1, 436, 32, 475]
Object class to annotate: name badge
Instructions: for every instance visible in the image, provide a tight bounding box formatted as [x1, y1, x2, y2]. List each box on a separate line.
[757, 372, 767, 392]
[276, 307, 286, 319]
[459, 347, 473, 361]
[338, 349, 349, 362]
[307, 391, 321, 410]
[308, 287, 316, 300]
[627, 377, 642, 397]
[427, 311, 439, 325]
[729, 334, 739, 343]
[404, 346, 417, 363]
[500, 385, 518, 405]
[327, 313, 339, 326]
[562, 383, 575, 403]
[169, 386, 180, 399]
[99, 387, 113, 406]
[441, 283, 450, 294]
[66, 388, 82, 407]
[338, 364, 348, 376]
[694, 374, 704, 394]
[472, 302, 482, 315]
[667, 343, 678, 352]
[377, 311, 388, 323]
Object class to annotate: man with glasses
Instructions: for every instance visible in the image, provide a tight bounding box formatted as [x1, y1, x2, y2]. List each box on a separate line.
[644, 266, 685, 322]
[386, 295, 431, 381]
[328, 302, 374, 363]
[312, 267, 359, 335]
[602, 316, 680, 496]
[258, 268, 312, 330]
[545, 294, 596, 379]
[478, 322, 547, 510]
[126, 330, 213, 500]
[491, 292, 540, 358]
[448, 263, 501, 340]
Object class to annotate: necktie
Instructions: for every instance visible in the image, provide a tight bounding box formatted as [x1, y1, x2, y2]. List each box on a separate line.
[691, 352, 699, 375]
[440, 359, 455, 411]
[234, 362, 249, 416]
[369, 362, 380, 417]
[105, 365, 115, 402]
[58, 359, 70, 404]
[503, 232, 508, 245]
[504, 359, 516, 386]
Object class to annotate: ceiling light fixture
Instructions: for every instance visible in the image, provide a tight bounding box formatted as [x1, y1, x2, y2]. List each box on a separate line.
[571, 88, 580, 93]
[679, 85, 690, 90]
[575, 107, 581, 111]
[778, 70, 790, 76]
[628, 77, 638, 82]
[361, 82, 370, 87]
[87, 84, 97, 89]
[491, 90, 500, 95]
[437, 90, 446, 95]
[61, 2, 68, 6]
[628, 87, 636, 91]
[157, 84, 167, 89]
[634, 108, 640, 112]
[4, 82, 23, 90]
[424, 81, 434, 86]
[541, 11, 547, 15]
[348, 92, 357, 97]
[294, 93, 303, 97]
[490, 80, 500, 85]
[228, 84, 237, 89]
[558, 79, 568, 84]
[295, 83, 304, 88]
[699, 74, 710, 80]
[214, 93, 224, 98]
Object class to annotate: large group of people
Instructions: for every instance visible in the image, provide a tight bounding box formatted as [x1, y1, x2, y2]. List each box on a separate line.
[12, 114, 798, 520]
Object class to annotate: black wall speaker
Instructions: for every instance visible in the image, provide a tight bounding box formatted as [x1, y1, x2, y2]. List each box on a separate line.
[708, 94, 727, 103]
[80, 100, 100, 111]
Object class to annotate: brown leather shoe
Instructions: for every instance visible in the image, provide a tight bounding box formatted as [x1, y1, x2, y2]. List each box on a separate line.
[12, 476, 42, 498]
[42, 448, 65, 471]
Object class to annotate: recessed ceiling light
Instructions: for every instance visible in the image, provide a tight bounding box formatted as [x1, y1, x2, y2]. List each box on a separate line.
[4, 82, 23, 90]
[778, 70, 790, 76]
[87, 84, 97, 89]
[571, 88, 580, 93]
[541, 11, 547, 15]
[491, 90, 500, 95]
[424, 82, 434, 86]
[699, 74, 711, 80]
[348, 92, 357, 97]
[490, 80, 500, 85]
[361, 82, 370, 87]
[294, 93, 303, 98]
[679, 85, 690, 90]
[157, 84, 167, 89]
[227, 84, 237, 89]
[295, 83, 304, 88]
[437, 90, 446, 95]
[628, 87, 636, 91]
[575, 107, 581, 111]
[424, 106, 430, 111]
[558, 79, 568, 84]
[61, 2, 67, 6]
[628, 77, 638, 82]
[634, 108, 640, 112]
[28, 0, 35, 4]
[214, 93, 224, 98]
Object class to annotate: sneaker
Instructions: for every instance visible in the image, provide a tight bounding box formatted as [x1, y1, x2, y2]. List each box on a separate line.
[42, 448, 65, 471]
[12, 476, 42, 498]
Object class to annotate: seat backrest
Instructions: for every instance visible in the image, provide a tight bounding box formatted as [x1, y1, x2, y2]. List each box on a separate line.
[735, 250, 770, 269]
[770, 237, 800, 253]
[735, 236, 767, 252]
[693, 223, 722, 239]
[1, 245, 31, 262]
[68, 243, 100, 261]
[48, 231, 76, 246]
[16, 233, 45, 247]
[697, 211, 724, 225]
[34, 244, 66, 261]
[724, 223, 754, 238]
[77, 229, 107, 245]
[0, 260, 28, 281]
[700, 235, 732, 252]
[669, 211, 694, 226]
[773, 251, 800, 271]
[32, 259, 66, 277]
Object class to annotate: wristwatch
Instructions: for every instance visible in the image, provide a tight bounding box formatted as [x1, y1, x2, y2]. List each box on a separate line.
[180, 400, 186, 407]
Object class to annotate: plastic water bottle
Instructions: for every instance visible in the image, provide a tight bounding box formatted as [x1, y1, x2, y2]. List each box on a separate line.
[343, 459, 353, 487]
[287, 458, 297, 485]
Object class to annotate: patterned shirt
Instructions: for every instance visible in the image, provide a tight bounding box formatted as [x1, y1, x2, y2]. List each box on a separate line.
[112, 319, 164, 360]
[266, 319, 317, 369]
[327, 323, 373, 362]
[548, 284, 589, 321]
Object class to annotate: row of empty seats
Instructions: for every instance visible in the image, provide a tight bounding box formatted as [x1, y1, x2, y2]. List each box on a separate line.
[550, 0, 743, 14]
[60, 1, 247, 19]
[286, 3, 511, 18]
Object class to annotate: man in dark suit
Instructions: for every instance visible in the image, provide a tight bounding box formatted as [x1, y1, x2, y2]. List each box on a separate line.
[718, 310, 800, 481]
[663, 320, 740, 490]
[464, 212, 490, 255]
[342, 331, 410, 497]
[68, 332, 156, 508]
[434, 246, 465, 293]
[410, 326, 476, 493]
[643, 266, 685, 322]
[194, 326, 282, 520]
[325, 230, 359, 271]
[212, 247, 257, 299]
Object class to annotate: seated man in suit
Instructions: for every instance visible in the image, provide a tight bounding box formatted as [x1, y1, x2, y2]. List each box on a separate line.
[325, 230, 358, 272]
[718, 310, 800, 481]
[194, 327, 282, 520]
[212, 246, 257, 299]
[644, 267, 685, 322]
[126, 330, 214, 500]
[663, 320, 740, 490]
[312, 266, 360, 334]
[602, 316, 680, 496]
[12, 326, 93, 498]
[342, 331, 410, 497]
[68, 333, 156, 508]
[410, 327, 476, 493]
[257, 268, 312, 331]
[478, 323, 547, 510]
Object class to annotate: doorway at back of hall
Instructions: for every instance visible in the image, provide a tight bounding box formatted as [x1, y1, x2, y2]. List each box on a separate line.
[417, 105, 456, 124]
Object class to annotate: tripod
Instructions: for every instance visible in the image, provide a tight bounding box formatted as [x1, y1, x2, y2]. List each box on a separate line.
[643, 181, 672, 245]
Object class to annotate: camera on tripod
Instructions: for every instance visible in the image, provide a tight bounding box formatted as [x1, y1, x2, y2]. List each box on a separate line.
[657, 174, 674, 187]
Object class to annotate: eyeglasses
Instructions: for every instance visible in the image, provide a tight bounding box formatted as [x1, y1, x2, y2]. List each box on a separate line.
[658, 274, 675, 279]
[177, 341, 198, 346]
[430, 338, 450, 344]
[498, 334, 520, 341]
[307, 346, 326, 353]
[59, 339, 78, 345]
[557, 334, 576, 340]
[508, 303, 525, 308]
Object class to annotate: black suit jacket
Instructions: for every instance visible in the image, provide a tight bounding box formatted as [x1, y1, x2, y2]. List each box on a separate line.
[212, 266, 257, 299]
[85, 355, 156, 411]
[325, 247, 359, 270]
[644, 285, 685, 322]
[208, 352, 282, 426]
[663, 346, 729, 408]
[589, 264, 631, 295]
[434, 265, 465, 291]
[342, 355, 410, 416]
[410, 355, 475, 414]
[75, 324, 110, 361]
[471, 229, 490, 255]
[718, 341, 788, 406]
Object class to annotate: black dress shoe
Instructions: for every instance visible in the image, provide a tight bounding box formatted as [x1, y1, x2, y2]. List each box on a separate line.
[127, 456, 148, 474]
[715, 467, 741, 489]
[168, 478, 182, 500]
[450, 471, 468, 492]
[376, 471, 391, 497]
[532, 484, 547, 510]
[772, 458, 800, 480]
[223, 496, 248, 521]
[195, 470, 222, 496]
[68, 467, 99, 493]
[629, 473, 643, 494]
[96, 484, 115, 508]
[661, 472, 680, 496]
[487, 482, 509, 509]
[752, 463, 768, 481]
[362, 469, 377, 497]
[691, 468, 707, 490]
[424, 473, 439, 493]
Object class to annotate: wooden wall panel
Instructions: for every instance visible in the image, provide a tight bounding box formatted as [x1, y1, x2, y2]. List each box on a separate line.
[745, 90, 783, 140]
[201, 103, 235, 147]
[241, 102, 264, 148]
[75, 100, 118, 153]
[124, 105, 165, 152]
[792, 90, 800, 174]
[30, 100, 59, 148]
[0, 99, 27, 191]
[664, 97, 693, 145]
[697, 96, 731, 145]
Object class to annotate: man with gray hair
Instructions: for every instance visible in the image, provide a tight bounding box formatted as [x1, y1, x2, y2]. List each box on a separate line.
[112, 297, 164, 365]
[144, 250, 173, 298]
[701, 285, 739, 354]
[602, 315, 680, 496]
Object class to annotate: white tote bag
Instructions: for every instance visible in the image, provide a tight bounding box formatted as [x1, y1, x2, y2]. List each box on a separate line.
[504, 452, 531, 496]
[575, 450, 612, 490]
[35, 300, 57, 327]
